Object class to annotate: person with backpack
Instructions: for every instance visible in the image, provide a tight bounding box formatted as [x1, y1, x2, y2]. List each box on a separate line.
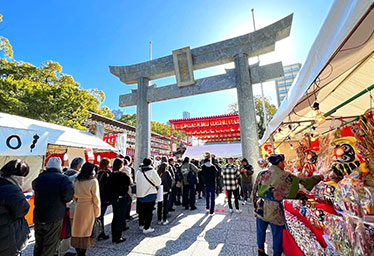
[0, 160, 30, 256]
[96, 158, 112, 241]
[201, 153, 219, 216]
[136, 158, 161, 234]
[181, 157, 200, 210]
[33, 157, 74, 256]
[157, 157, 174, 225]
[223, 157, 241, 213]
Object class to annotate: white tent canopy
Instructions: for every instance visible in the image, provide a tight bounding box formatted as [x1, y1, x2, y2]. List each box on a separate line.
[260, 0, 374, 145]
[184, 143, 242, 158]
[0, 112, 115, 190]
[0, 112, 115, 154]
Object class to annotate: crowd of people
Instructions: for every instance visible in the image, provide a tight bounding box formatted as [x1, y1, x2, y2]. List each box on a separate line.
[0, 151, 322, 256]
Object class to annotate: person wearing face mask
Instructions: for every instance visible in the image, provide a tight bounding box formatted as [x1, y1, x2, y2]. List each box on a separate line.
[0, 160, 30, 256]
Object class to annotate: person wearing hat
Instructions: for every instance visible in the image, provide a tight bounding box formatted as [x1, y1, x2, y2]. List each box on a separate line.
[32, 157, 75, 256]
[252, 154, 322, 256]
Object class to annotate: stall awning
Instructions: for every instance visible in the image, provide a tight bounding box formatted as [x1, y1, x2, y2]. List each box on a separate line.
[0, 112, 115, 156]
[260, 0, 374, 145]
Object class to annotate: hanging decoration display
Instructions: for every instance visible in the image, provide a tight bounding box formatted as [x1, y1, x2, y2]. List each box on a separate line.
[169, 114, 241, 143]
[280, 108, 374, 256]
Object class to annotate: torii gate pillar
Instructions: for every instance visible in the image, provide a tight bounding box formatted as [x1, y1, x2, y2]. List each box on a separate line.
[235, 53, 260, 165]
[135, 77, 151, 168]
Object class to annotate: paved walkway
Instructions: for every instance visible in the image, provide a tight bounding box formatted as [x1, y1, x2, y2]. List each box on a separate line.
[23, 194, 274, 255]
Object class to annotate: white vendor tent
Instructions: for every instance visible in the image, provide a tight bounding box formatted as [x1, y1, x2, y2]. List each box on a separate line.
[184, 143, 242, 158]
[260, 0, 374, 145]
[0, 112, 115, 190]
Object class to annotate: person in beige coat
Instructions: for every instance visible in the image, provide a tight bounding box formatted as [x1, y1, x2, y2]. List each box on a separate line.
[71, 162, 100, 256]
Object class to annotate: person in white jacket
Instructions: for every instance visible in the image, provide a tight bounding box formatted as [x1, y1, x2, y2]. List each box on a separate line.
[135, 158, 161, 234]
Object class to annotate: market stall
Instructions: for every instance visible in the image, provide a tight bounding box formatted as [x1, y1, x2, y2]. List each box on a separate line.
[259, 0, 374, 255]
[0, 112, 116, 225]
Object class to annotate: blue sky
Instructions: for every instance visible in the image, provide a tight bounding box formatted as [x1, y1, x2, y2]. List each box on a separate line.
[1, 0, 333, 123]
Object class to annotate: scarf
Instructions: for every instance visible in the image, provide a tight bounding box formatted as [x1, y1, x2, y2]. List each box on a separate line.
[0, 170, 24, 189]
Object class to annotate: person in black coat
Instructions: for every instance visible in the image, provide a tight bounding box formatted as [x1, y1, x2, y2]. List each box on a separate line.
[109, 158, 131, 244]
[96, 158, 112, 241]
[157, 157, 174, 225]
[0, 160, 30, 256]
[167, 158, 177, 212]
[32, 157, 74, 256]
[201, 155, 219, 215]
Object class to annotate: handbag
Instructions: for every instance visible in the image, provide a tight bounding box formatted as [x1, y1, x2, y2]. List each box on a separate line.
[59, 208, 71, 239]
[157, 185, 164, 202]
[91, 218, 103, 238]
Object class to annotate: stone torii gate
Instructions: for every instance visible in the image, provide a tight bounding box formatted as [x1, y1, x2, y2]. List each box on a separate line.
[110, 14, 293, 169]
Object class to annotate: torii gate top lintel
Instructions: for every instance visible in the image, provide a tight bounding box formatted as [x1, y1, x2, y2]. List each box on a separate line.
[109, 14, 293, 85]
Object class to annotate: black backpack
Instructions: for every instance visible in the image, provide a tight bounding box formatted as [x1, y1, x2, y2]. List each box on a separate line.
[187, 165, 198, 185]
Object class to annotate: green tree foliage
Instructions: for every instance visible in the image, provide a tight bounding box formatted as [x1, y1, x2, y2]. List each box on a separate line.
[0, 14, 13, 58]
[0, 13, 113, 129]
[119, 114, 137, 126]
[119, 114, 184, 138]
[227, 96, 277, 138]
[0, 59, 113, 129]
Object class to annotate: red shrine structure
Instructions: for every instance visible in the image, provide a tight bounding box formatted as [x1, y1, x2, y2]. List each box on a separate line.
[169, 114, 241, 144]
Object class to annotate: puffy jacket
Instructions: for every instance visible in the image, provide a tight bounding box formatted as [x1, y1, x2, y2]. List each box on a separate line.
[32, 168, 74, 224]
[202, 161, 218, 187]
[0, 179, 30, 256]
[136, 166, 161, 198]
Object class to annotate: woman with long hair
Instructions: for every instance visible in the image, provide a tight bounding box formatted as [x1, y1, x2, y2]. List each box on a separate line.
[96, 158, 111, 240]
[71, 162, 100, 256]
[109, 158, 131, 243]
[0, 160, 30, 256]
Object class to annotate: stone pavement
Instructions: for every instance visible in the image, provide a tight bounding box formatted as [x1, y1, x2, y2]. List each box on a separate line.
[23, 193, 274, 256]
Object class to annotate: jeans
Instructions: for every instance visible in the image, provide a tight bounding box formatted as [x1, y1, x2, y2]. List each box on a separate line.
[138, 200, 156, 230]
[112, 197, 127, 241]
[205, 186, 215, 214]
[183, 184, 196, 209]
[157, 193, 170, 222]
[242, 183, 252, 201]
[34, 220, 63, 256]
[256, 218, 284, 256]
[227, 188, 240, 210]
[98, 203, 109, 235]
